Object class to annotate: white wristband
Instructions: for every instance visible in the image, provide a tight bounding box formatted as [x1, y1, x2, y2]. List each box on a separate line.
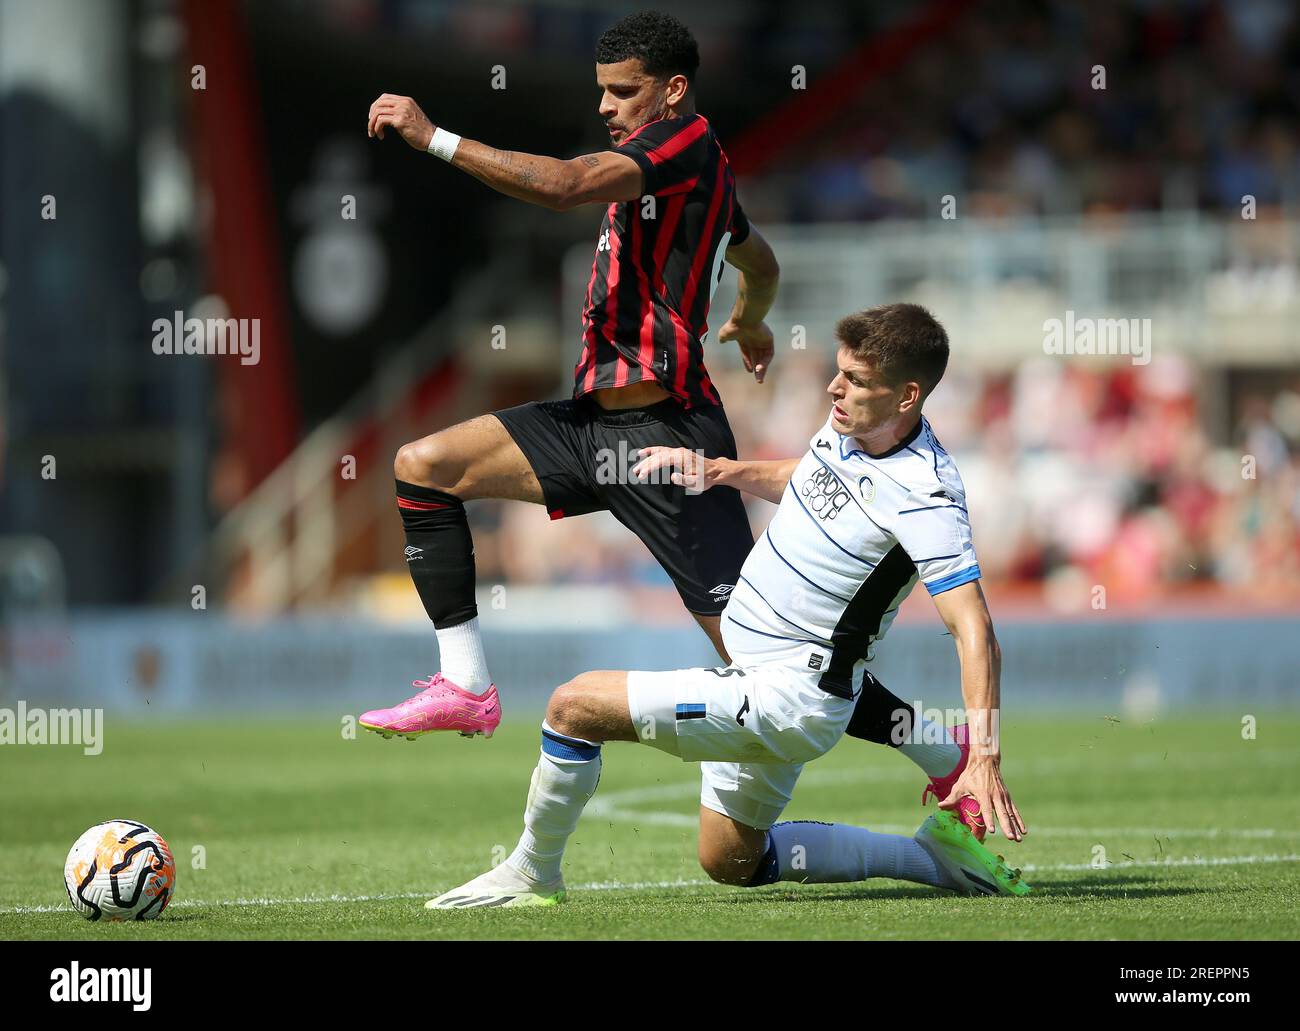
[427, 127, 461, 162]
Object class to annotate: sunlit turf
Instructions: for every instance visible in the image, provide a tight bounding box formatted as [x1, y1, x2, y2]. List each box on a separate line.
[2, 713, 1297, 939]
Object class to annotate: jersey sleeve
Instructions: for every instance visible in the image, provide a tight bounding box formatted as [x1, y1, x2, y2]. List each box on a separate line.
[893, 495, 980, 596]
[615, 115, 709, 197]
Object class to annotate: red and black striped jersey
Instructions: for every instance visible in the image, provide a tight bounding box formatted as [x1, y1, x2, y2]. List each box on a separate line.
[573, 113, 750, 409]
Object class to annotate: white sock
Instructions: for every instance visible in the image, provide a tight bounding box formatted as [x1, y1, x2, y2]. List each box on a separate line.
[896, 718, 961, 779]
[435, 616, 492, 694]
[767, 820, 946, 887]
[506, 721, 602, 884]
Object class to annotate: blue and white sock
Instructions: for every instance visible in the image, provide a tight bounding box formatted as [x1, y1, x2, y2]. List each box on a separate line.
[506, 721, 602, 884]
[754, 820, 946, 887]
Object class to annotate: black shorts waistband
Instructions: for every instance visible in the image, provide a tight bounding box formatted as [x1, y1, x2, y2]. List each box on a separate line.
[579, 394, 706, 427]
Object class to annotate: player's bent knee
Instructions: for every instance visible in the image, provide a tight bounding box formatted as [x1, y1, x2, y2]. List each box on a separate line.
[697, 848, 758, 886]
[394, 436, 463, 493]
[545, 676, 598, 739]
[697, 851, 741, 885]
[698, 808, 777, 887]
[697, 840, 771, 887]
[393, 439, 432, 484]
[544, 684, 573, 731]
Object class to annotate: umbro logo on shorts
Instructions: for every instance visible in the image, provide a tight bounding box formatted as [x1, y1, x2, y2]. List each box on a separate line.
[708, 583, 735, 599]
[404, 545, 423, 562]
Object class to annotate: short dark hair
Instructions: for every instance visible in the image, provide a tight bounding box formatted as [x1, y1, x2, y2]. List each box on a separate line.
[835, 304, 950, 397]
[596, 11, 700, 83]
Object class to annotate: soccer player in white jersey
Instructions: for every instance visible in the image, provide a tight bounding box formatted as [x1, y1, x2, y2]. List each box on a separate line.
[427, 304, 1029, 908]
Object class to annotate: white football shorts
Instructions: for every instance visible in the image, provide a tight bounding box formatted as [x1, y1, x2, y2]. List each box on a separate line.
[626, 642, 858, 830]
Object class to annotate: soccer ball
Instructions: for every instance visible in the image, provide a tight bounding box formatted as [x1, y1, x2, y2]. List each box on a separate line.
[63, 820, 176, 921]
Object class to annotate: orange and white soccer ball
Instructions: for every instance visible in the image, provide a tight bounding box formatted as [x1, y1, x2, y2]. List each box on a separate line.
[63, 820, 176, 921]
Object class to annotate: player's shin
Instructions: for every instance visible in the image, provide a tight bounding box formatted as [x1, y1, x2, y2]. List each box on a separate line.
[505, 721, 603, 883]
[752, 820, 946, 888]
[395, 479, 492, 693]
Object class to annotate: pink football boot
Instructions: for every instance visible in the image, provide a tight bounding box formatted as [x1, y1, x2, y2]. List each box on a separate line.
[359, 675, 501, 739]
[920, 723, 988, 841]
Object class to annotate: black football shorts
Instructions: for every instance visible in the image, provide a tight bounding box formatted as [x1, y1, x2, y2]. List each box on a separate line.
[493, 395, 754, 615]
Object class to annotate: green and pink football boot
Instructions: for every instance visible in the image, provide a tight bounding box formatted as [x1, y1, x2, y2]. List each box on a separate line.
[921, 723, 989, 841]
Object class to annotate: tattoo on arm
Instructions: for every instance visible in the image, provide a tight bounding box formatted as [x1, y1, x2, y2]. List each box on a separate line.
[494, 148, 537, 189]
[456, 140, 597, 208]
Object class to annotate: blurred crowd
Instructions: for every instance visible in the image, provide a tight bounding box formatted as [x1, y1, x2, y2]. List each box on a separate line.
[744, 0, 1300, 222]
[924, 357, 1300, 605]
[287, 0, 1300, 222]
[471, 351, 1300, 607]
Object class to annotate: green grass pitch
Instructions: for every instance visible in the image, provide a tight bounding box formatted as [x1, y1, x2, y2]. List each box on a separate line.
[2, 713, 1298, 939]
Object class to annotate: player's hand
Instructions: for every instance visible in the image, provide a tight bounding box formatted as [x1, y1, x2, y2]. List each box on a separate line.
[938, 755, 1027, 842]
[717, 318, 774, 384]
[367, 94, 435, 151]
[632, 446, 722, 492]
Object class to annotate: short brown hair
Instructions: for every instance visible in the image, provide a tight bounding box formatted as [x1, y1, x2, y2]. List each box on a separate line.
[835, 303, 949, 397]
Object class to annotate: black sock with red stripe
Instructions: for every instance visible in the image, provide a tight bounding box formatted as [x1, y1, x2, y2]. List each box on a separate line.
[396, 480, 477, 629]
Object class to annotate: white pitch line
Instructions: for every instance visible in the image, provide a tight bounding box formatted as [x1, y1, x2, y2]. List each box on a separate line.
[590, 745, 1300, 819]
[589, 778, 1300, 839]
[588, 746, 1300, 833]
[3, 854, 1299, 916]
[873, 826, 1300, 839]
[1020, 852, 1300, 874]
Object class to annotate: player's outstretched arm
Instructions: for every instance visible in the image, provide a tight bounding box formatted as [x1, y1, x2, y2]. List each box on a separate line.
[632, 446, 797, 504]
[931, 581, 1028, 842]
[718, 225, 779, 383]
[367, 94, 642, 211]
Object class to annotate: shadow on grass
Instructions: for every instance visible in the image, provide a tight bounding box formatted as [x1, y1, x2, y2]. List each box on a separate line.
[1021, 876, 1212, 899]
[146, 910, 209, 924]
[694, 871, 1212, 905]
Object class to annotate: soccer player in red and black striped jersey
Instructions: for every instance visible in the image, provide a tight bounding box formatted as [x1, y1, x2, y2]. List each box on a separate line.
[359, 12, 780, 737]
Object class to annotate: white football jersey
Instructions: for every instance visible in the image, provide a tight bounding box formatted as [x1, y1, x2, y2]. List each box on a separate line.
[722, 414, 980, 698]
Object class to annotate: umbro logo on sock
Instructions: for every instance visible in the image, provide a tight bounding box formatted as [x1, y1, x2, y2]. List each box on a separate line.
[404, 546, 424, 562]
